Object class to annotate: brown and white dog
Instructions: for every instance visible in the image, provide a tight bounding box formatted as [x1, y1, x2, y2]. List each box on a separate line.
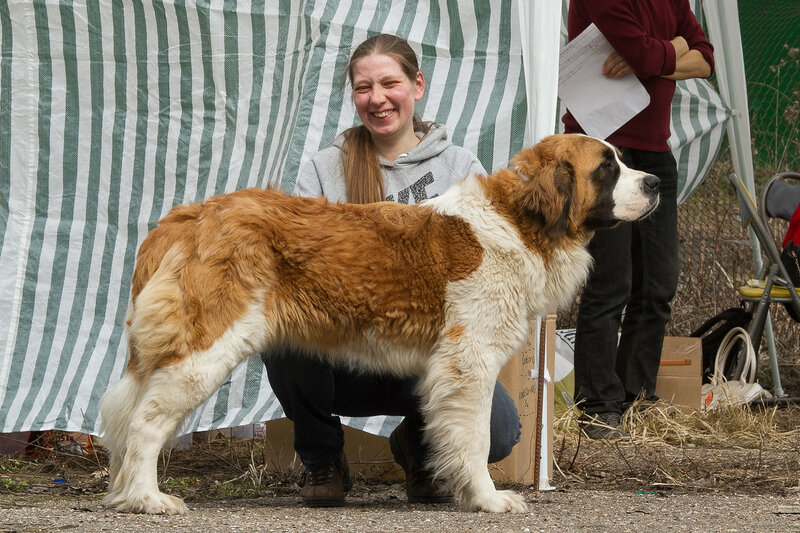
[99, 134, 659, 515]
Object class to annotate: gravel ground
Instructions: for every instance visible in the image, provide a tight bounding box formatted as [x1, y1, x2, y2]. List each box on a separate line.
[2, 486, 799, 532]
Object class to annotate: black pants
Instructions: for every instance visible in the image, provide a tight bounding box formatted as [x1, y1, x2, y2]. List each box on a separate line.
[573, 148, 679, 415]
[264, 349, 521, 471]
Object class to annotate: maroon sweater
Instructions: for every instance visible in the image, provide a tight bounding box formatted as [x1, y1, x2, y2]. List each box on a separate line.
[561, 0, 715, 151]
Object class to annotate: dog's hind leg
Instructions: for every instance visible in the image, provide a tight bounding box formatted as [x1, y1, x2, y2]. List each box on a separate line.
[417, 346, 529, 513]
[103, 299, 270, 514]
[99, 371, 142, 496]
[101, 364, 197, 515]
[101, 302, 145, 496]
[102, 348, 259, 513]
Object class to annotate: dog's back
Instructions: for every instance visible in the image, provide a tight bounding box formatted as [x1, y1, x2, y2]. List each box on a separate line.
[125, 188, 487, 377]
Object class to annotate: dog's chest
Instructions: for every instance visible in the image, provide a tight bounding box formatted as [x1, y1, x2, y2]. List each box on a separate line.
[539, 246, 593, 310]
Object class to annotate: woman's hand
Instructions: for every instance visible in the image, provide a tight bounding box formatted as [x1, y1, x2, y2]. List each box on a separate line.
[670, 36, 689, 58]
[602, 51, 633, 79]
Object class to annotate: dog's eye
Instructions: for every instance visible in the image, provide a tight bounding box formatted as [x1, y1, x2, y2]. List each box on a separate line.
[601, 160, 614, 170]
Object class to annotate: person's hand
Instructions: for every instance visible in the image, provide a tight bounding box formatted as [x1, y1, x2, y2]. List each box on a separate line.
[602, 51, 633, 79]
[671, 36, 689, 58]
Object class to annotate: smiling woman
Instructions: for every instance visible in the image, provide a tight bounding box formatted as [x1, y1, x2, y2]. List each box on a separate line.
[340, 34, 431, 203]
[350, 52, 425, 162]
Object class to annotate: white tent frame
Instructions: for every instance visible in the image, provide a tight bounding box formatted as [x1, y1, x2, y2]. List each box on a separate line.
[517, 0, 563, 492]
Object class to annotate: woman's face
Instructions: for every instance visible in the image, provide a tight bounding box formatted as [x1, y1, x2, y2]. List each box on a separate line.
[350, 53, 425, 146]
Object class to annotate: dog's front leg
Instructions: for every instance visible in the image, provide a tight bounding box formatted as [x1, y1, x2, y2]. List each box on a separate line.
[417, 349, 528, 513]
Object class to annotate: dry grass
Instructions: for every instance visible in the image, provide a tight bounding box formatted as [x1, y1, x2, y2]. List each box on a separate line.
[556, 400, 800, 448]
[3, 403, 800, 500]
[552, 400, 800, 493]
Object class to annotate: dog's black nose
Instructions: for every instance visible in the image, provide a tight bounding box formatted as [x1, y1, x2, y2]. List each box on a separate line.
[643, 174, 660, 192]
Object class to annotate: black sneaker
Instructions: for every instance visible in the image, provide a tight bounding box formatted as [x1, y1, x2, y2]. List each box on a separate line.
[579, 412, 630, 441]
[389, 420, 454, 504]
[300, 451, 353, 507]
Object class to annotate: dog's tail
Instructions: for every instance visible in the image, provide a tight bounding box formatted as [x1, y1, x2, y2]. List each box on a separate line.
[125, 243, 190, 379]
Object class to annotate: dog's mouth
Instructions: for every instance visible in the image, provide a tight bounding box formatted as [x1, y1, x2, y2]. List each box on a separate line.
[640, 195, 660, 219]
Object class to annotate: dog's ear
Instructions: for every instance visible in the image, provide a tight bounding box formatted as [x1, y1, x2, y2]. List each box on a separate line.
[540, 159, 575, 239]
[515, 150, 576, 239]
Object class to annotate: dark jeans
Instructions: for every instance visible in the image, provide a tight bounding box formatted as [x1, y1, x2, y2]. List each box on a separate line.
[264, 350, 521, 471]
[573, 148, 679, 416]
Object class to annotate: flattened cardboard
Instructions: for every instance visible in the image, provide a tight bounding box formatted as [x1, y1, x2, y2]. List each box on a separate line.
[655, 337, 702, 412]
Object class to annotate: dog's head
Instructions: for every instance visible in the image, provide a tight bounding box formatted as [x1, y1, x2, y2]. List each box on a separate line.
[510, 134, 659, 239]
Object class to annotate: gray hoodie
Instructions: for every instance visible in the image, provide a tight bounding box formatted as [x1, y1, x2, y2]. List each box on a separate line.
[294, 123, 486, 204]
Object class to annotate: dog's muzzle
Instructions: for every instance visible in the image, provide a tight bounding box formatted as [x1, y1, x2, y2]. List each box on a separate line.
[641, 173, 660, 216]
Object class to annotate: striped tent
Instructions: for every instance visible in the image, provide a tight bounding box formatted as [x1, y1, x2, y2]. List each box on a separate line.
[0, 0, 728, 437]
[669, 0, 730, 203]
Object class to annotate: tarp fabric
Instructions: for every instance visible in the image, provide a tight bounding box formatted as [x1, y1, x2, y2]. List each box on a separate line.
[0, 0, 729, 437]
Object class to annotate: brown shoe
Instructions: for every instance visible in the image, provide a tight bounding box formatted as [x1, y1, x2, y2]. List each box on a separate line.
[300, 452, 352, 507]
[389, 421, 454, 504]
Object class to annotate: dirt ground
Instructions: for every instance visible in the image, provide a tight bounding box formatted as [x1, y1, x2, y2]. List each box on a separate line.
[1, 485, 799, 533]
[2, 414, 800, 532]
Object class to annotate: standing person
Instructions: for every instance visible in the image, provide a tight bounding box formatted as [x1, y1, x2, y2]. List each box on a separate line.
[264, 33, 521, 507]
[562, 1, 714, 439]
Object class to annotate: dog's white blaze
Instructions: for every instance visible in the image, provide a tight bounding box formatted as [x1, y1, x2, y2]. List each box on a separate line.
[593, 137, 659, 221]
[612, 165, 657, 220]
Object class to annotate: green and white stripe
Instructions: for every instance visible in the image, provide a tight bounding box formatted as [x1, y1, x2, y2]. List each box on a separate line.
[670, 77, 729, 204]
[669, 0, 730, 204]
[0, 0, 729, 437]
[0, 0, 528, 437]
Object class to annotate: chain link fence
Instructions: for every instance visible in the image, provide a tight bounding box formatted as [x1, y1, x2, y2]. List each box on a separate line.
[741, 0, 800, 170]
[558, 2, 800, 395]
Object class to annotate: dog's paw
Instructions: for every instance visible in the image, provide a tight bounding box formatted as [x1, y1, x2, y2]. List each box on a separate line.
[145, 492, 188, 515]
[102, 490, 188, 515]
[475, 489, 529, 513]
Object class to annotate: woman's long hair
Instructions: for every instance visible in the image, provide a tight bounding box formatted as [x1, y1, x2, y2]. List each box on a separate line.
[342, 34, 430, 204]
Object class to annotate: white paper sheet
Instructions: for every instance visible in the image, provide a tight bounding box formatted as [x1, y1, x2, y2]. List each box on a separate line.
[558, 23, 650, 140]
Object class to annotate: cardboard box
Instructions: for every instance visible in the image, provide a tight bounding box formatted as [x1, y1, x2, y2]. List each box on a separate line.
[655, 337, 702, 412]
[491, 315, 554, 487]
[263, 316, 556, 487]
[0, 432, 30, 455]
[264, 418, 403, 479]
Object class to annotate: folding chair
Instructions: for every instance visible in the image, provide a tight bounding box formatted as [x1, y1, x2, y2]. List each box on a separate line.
[727, 172, 800, 398]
